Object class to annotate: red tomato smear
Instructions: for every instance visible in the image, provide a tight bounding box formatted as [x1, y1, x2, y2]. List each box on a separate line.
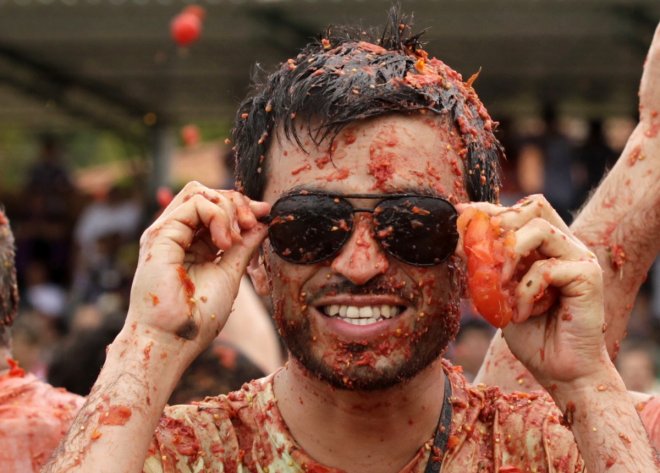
[645, 112, 660, 138]
[325, 168, 350, 181]
[627, 145, 643, 166]
[144, 341, 153, 362]
[149, 292, 160, 306]
[7, 358, 25, 377]
[608, 244, 626, 271]
[158, 417, 201, 461]
[314, 155, 331, 169]
[291, 163, 312, 175]
[99, 405, 132, 426]
[368, 143, 395, 190]
[357, 41, 387, 55]
[176, 265, 196, 300]
[0, 211, 7, 225]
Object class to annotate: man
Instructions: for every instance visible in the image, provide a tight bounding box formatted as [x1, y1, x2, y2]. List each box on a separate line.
[0, 209, 85, 472]
[45, 11, 657, 472]
[475, 20, 660, 451]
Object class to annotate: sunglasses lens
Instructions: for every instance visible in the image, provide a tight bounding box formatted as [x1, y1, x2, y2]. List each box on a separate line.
[268, 195, 353, 264]
[374, 197, 458, 266]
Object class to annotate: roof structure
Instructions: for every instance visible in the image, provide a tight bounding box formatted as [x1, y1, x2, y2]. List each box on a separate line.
[0, 0, 658, 144]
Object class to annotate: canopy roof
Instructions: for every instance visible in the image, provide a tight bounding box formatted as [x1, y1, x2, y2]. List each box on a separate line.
[0, 0, 658, 144]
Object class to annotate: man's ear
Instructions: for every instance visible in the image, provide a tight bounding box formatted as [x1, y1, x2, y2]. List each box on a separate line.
[247, 248, 270, 297]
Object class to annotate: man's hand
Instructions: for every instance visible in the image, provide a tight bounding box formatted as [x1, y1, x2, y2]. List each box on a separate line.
[460, 195, 606, 388]
[43, 182, 271, 473]
[459, 195, 657, 472]
[127, 181, 270, 367]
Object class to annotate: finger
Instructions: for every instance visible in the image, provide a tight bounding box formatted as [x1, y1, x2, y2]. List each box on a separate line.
[514, 218, 587, 258]
[216, 223, 269, 286]
[144, 194, 235, 264]
[463, 195, 571, 234]
[514, 258, 602, 323]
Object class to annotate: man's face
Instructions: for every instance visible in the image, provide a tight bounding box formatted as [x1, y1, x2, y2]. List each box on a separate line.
[260, 114, 468, 390]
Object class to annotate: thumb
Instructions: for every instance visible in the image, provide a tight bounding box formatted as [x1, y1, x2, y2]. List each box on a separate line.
[217, 223, 268, 286]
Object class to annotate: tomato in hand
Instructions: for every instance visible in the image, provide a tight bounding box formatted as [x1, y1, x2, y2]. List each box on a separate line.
[459, 208, 515, 328]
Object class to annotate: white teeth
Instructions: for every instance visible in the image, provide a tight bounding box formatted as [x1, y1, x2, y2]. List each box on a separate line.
[359, 306, 372, 318]
[346, 306, 359, 318]
[321, 304, 402, 324]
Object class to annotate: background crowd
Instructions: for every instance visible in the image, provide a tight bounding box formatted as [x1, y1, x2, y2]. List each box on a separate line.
[1, 105, 659, 403]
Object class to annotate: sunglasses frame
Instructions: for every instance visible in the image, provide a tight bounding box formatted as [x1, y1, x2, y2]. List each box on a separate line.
[260, 191, 458, 266]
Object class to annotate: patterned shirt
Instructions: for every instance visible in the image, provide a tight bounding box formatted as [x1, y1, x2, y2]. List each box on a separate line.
[145, 361, 584, 473]
[0, 365, 85, 472]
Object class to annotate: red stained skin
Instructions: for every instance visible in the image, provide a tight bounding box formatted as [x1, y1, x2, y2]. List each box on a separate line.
[0, 211, 6, 225]
[324, 168, 350, 181]
[99, 405, 132, 426]
[177, 265, 196, 300]
[291, 163, 312, 175]
[627, 145, 643, 166]
[149, 292, 160, 306]
[609, 244, 626, 271]
[314, 155, 331, 169]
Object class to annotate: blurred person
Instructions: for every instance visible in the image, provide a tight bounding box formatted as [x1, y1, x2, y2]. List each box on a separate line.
[449, 319, 493, 383]
[45, 10, 657, 472]
[0, 207, 84, 472]
[516, 103, 577, 223]
[15, 135, 78, 287]
[616, 339, 660, 395]
[72, 183, 142, 304]
[573, 118, 618, 209]
[169, 340, 265, 404]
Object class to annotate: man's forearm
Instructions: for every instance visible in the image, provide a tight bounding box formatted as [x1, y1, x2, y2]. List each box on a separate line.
[43, 325, 186, 473]
[550, 362, 659, 472]
[572, 125, 660, 356]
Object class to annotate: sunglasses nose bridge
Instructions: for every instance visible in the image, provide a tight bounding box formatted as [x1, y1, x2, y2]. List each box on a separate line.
[330, 214, 390, 285]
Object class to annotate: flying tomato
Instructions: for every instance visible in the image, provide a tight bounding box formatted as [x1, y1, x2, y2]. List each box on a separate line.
[171, 12, 202, 47]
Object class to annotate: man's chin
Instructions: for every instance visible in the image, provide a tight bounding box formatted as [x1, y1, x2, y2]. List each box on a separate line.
[289, 345, 447, 392]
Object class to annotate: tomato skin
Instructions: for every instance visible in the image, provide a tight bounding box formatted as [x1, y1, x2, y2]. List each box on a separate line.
[459, 209, 513, 328]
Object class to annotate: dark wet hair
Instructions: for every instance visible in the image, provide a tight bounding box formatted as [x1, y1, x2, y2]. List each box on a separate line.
[232, 7, 503, 203]
[0, 208, 18, 333]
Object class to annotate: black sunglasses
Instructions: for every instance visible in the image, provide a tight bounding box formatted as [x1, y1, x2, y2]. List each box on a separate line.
[259, 192, 458, 266]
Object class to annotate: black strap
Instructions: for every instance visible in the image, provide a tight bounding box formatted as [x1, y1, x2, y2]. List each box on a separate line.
[423, 375, 453, 473]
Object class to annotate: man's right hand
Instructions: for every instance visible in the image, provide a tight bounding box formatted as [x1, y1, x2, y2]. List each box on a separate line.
[125, 181, 270, 367]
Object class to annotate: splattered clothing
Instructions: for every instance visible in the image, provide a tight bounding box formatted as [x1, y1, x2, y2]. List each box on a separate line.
[0, 368, 85, 472]
[144, 361, 585, 473]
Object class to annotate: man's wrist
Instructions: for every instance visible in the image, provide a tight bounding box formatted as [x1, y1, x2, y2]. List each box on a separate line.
[544, 359, 626, 412]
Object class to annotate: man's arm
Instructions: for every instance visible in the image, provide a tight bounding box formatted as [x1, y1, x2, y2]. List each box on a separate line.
[462, 197, 657, 472]
[43, 182, 269, 472]
[474, 22, 660, 392]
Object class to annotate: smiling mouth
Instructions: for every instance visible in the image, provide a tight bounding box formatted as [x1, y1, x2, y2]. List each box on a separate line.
[318, 304, 407, 325]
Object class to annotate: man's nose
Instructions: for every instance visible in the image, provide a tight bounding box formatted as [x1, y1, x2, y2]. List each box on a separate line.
[330, 214, 389, 285]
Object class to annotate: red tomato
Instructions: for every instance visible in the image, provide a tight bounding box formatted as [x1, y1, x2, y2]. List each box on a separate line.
[459, 209, 558, 327]
[171, 12, 202, 47]
[181, 124, 200, 147]
[459, 208, 513, 328]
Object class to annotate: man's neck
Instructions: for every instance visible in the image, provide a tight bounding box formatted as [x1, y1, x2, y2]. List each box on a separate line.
[274, 358, 446, 473]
